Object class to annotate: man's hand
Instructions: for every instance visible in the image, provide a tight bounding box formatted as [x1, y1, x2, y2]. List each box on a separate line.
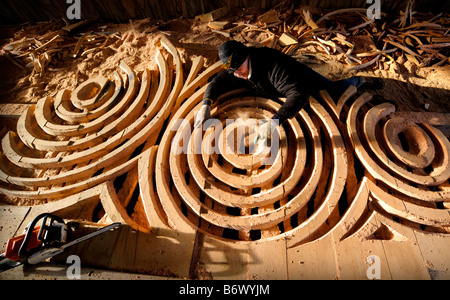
[253, 118, 278, 154]
[194, 100, 212, 129]
[254, 122, 271, 145]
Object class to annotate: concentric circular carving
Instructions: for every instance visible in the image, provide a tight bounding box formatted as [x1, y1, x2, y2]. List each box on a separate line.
[155, 87, 348, 242]
[348, 94, 450, 201]
[0, 38, 174, 202]
[0, 36, 448, 248]
[383, 117, 435, 169]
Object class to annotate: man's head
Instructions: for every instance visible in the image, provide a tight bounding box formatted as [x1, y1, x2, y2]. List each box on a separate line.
[219, 41, 250, 79]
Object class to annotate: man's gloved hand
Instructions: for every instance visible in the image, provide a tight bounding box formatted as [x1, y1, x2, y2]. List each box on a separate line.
[194, 99, 212, 129]
[253, 117, 279, 154]
[254, 122, 271, 145]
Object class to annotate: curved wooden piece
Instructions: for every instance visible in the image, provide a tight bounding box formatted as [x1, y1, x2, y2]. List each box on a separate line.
[137, 145, 171, 230]
[159, 81, 323, 232]
[383, 117, 435, 168]
[183, 99, 305, 209]
[100, 180, 150, 233]
[286, 96, 348, 247]
[35, 96, 80, 136]
[0, 37, 180, 199]
[16, 63, 141, 152]
[70, 77, 112, 110]
[0, 146, 140, 199]
[3, 53, 167, 170]
[367, 179, 450, 227]
[54, 72, 123, 123]
[363, 102, 450, 185]
[347, 93, 450, 202]
[160, 36, 184, 121]
[0, 69, 150, 187]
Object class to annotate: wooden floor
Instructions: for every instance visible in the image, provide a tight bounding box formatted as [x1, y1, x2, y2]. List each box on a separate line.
[1, 203, 449, 280]
[1, 36, 449, 280]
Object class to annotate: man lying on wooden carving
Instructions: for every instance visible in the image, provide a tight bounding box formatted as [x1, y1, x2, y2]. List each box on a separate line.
[194, 40, 384, 147]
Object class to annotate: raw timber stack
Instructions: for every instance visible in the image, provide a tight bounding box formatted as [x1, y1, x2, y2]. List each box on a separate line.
[0, 31, 449, 279]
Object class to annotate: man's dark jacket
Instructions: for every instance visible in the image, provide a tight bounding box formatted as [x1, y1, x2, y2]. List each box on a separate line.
[203, 46, 331, 124]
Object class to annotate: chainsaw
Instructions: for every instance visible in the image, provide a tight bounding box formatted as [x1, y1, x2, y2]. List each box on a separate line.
[0, 213, 120, 273]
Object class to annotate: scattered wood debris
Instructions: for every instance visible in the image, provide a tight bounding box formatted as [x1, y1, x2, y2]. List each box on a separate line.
[195, 6, 231, 22]
[202, 2, 449, 72]
[2, 2, 449, 79]
[2, 19, 121, 78]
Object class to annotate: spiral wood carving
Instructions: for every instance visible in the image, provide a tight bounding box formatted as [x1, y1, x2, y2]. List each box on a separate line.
[1, 36, 449, 250]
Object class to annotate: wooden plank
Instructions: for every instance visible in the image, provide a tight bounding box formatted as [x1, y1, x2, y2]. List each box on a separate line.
[62, 20, 91, 32]
[0, 104, 31, 120]
[279, 32, 298, 46]
[134, 225, 196, 278]
[383, 38, 420, 57]
[335, 237, 391, 280]
[373, 214, 431, 280]
[301, 8, 318, 29]
[181, 0, 188, 19]
[195, 6, 231, 22]
[208, 21, 230, 30]
[248, 239, 287, 279]
[257, 10, 281, 24]
[287, 235, 338, 279]
[0, 205, 31, 254]
[415, 231, 450, 279]
[198, 235, 249, 279]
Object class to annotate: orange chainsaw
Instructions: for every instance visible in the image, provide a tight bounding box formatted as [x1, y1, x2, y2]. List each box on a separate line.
[0, 213, 120, 273]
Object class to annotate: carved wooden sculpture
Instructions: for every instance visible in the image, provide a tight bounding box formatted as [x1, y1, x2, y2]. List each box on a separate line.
[1, 36, 449, 279]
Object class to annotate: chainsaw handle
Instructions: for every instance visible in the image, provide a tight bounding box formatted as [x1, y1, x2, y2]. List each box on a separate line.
[37, 214, 64, 244]
[18, 213, 64, 262]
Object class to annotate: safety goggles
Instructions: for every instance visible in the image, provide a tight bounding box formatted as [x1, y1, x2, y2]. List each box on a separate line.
[221, 55, 234, 70]
[222, 55, 248, 73]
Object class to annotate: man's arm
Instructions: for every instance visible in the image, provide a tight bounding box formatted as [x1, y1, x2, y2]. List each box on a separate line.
[203, 70, 249, 104]
[195, 70, 249, 128]
[270, 61, 310, 125]
[272, 84, 308, 124]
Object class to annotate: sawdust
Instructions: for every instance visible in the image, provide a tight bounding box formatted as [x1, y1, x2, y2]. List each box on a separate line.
[0, 9, 449, 115]
[0, 18, 228, 106]
[310, 42, 450, 113]
[0, 8, 448, 208]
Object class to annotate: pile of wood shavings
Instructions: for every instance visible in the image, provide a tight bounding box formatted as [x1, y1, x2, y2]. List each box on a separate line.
[206, 2, 449, 72]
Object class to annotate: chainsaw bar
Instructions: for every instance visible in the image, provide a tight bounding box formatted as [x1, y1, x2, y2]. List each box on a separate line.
[60, 222, 120, 250]
[0, 222, 120, 274]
